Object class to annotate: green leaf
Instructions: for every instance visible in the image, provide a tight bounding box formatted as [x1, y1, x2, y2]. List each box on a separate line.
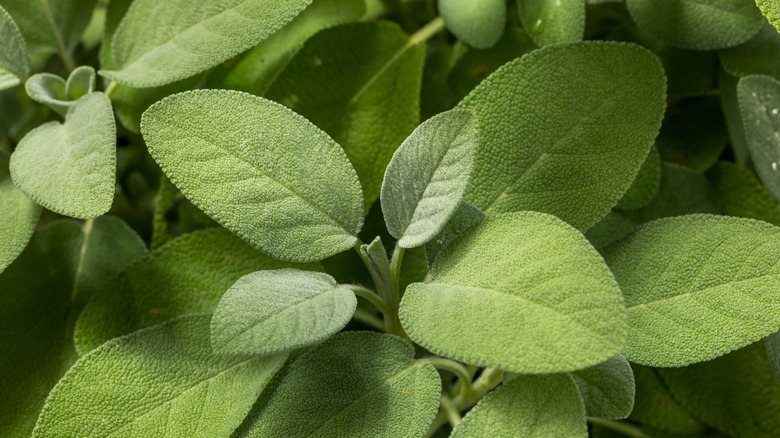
[381, 109, 478, 248]
[0, 4, 29, 91]
[439, 0, 506, 49]
[585, 210, 635, 250]
[0, 217, 146, 438]
[400, 212, 626, 373]
[99, 0, 312, 87]
[140, 89, 364, 262]
[451, 374, 587, 438]
[708, 161, 780, 225]
[517, 0, 586, 46]
[458, 41, 666, 230]
[658, 342, 780, 438]
[9, 92, 115, 219]
[616, 145, 661, 211]
[235, 332, 441, 438]
[267, 21, 425, 209]
[74, 227, 319, 354]
[766, 332, 780, 383]
[211, 269, 356, 356]
[33, 315, 287, 438]
[98, 0, 131, 70]
[0, 150, 39, 272]
[626, 0, 763, 50]
[603, 214, 780, 366]
[629, 364, 706, 435]
[571, 354, 635, 420]
[738, 75, 780, 201]
[720, 69, 752, 165]
[25, 66, 97, 116]
[64, 65, 95, 99]
[425, 201, 485, 268]
[656, 97, 728, 173]
[756, 0, 780, 32]
[721, 22, 780, 79]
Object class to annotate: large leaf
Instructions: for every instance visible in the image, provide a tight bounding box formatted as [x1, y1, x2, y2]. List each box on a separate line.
[738, 75, 780, 201]
[451, 374, 587, 438]
[210, 269, 356, 356]
[571, 354, 635, 420]
[33, 315, 287, 437]
[603, 214, 780, 366]
[100, 0, 312, 87]
[235, 332, 440, 437]
[9, 92, 115, 219]
[0, 218, 146, 438]
[400, 212, 626, 373]
[74, 227, 318, 354]
[616, 145, 661, 211]
[267, 21, 425, 209]
[458, 41, 666, 230]
[381, 109, 478, 248]
[439, 0, 506, 49]
[626, 0, 763, 50]
[517, 0, 586, 46]
[141, 90, 364, 262]
[0, 150, 39, 272]
[756, 0, 780, 32]
[425, 201, 485, 268]
[0, 4, 29, 91]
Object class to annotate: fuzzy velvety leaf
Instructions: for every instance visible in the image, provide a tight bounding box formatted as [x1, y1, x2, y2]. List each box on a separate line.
[571, 354, 634, 419]
[629, 364, 706, 435]
[585, 210, 635, 250]
[720, 23, 780, 79]
[0, 150, 39, 273]
[656, 97, 728, 173]
[439, 0, 506, 49]
[756, 0, 780, 32]
[0, 4, 29, 90]
[25, 66, 96, 115]
[721, 69, 752, 165]
[425, 201, 485, 268]
[738, 75, 780, 201]
[518, 0, 586, 46]
[708, 161, 780, 225]
[616, 145, 661, 211]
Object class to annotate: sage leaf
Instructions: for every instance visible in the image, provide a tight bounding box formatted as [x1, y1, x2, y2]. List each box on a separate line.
[585, 210, 635, 250]
[629, 364, 706, 435]
[211, 269, 357, 356]
[425, 201, 485, 268]
[451, 374, 587, 438]
[400, 212, 626, 373]
[571, 354, 635, 420]
[738, 75, 780, 201]
[0, 4, 29, 91]
[25, 67, 95, 116]
[438, 0, 506, 49]
[766, 331, 780, 383]
[517, 0, 585, 47]
[381, 108, 478, 248]
[616, 145, 661, 211]
[709, 161, 780, 225]
[74, 227, 319, 354]
[720, 23, 780, 79]
[0, 150, 40, 272]
[236, 332, 441, 438]
[459, 42, 666, 230]
[603, 214, 780, 366]
[9, 92, 115, 219]
[140, 90, 364, 262]
[656, 97, 728, 173]
[756, 0, 780, 32]
[33, 315, 287, 438]
[721, 69, 752, 165]
[100, 0, 311, 87]
[64, 65, 95, 99]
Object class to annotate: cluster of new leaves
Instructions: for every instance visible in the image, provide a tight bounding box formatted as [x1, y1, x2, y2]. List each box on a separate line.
[2, 0, 780, 437]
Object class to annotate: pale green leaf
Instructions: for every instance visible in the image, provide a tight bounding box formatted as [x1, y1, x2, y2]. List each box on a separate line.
[459, 42, 666, 230]
[766, 331, 780, 383]
[439, 0, 506, 49]
[381, 109, 478, 248]
[9, 92, 115, 219]
[626, 0, 763, 50]
[603, 214, 780, 366]
[267, 21, 425, 209]
[708, 161, 780, 225]
[74, 227, 319, 354]
[517, 0, 586, 46]
[33, 315, 287, 438]
[64, 65, 95, 99]
[629, 364, 706, 435]
[451, 374, 587, 438]
[721, 22, 780, 79]
[571, 354, 634, 420]
[211, 269, 356, 356]
[756, 0, 780, 32]
[0, 150, 40, 273]
[400, 212, 626, 373]
[616, 145, 661, 211]
[98, 0, 131, 70]
[425, 201, 485, 268]
[100, 0, 312, 87]
[140, 89, 364, 262]
[235, 332, 441, 438]
[25, 66, 96, 116]
[738, 75, 780, 201]
[0, 4, 29, 91]
[0, 217, 146, 438]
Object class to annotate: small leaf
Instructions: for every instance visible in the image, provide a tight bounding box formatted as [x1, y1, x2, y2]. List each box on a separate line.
[603, 214, 780, 366]
[438, 0, 506, 49]
[720, 22, 780, 79]
[425, 201, 485, 268]
[141, 90, 364, 262]
[756, 0, 780, 32]
[64, 65, 95, 99]
[708, 161, 780, 225]
[517, 0, 586, 46]
[25, 67, 96, 116]
[33, 315, 287, 438]
[400, 212, 626, 373]
[616, 145, 661, 211]
[235, 332, 441, 438]
[9, 92, 115, 218]
[571, 354, 635, 420]
[381, 109, 478, 248]
[0, 150, 40, 272]
[100, 0, 312, 87]
[0, 4, 30, 91]
[211, 269, 356, 356]
[738, 75, 780, 201]
[629, 364, 706, 435]
[451, 374, 587, 438]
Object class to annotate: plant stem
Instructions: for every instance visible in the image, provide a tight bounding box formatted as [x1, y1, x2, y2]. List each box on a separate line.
[352, 308, 385, 331]
[389, 245, 405, 305]
[440, 394, 461, 427]
[409, 16, 446, 46]
[348, 284, 391, 315]
[104, 81, 120, 99]
[453, 367, 503, 409]
[417, 357, 475, 396]
[587, 418, 650, 438]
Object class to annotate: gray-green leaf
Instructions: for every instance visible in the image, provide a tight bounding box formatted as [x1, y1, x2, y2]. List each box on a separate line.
[439, 0, 506, 49]
[381, 109, 478, 248]
[0, 150, 39, 273]
[720, 22, 780, 79]
[425, 201, 485, 268]
[517, 0, 586, 47]
[25, 66, 96, 116]
[571, 354, 635, 420]
[140, 90, 364, 262]
[738, 75, 780, 201]
[0, 4, 29, 91]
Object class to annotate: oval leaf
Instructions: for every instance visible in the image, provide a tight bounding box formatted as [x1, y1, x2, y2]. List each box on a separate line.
[0, 4, 30, 91]
[571, 354, 635, 420]
[140, 90, 364, 262]
[25, 73, 69, 115]
[517, 0, 586, 47]
[438, 0, 506, 49]
[738, 75, 780, 201]
[425, 201, 485, 268]
[616, 145, 661, 211]
[720, 23, 780, 79]
[0, 150, 40, 272]
[399, 212, 626, 373]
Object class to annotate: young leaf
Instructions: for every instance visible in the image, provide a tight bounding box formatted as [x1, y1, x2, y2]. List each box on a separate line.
[438, 0, 506, 49]
[400, 212, 626, 373]
[571, 354, 635, 420]
[629, 364, 706, 435]
[74, 227, 319, 354]
[210, 269, 357, 356]
[425, 201, 485, 268]
[64, 65, 95, 99]
[235, 332, 441, 437]
[738, 75, 780, 201]
[100, 0, 312, 87]
[616, 145, 661, 211]
[458, 42, 666, 230]
[0, 217, 146, 438]
[626, 0, 763, 50]
[9, 92, 115, 219]
[0, 4, 29, 91]
[603, 214, 780, 366]
[517, 0, 586, 47]
[0, 150, 40, 272]
[451, 374, 587, 438]
[381, 109, 478, 248]
[756, 0, 780, 32]
[709, 161, 780, 225]
[140, 90, 364, 262]
[33, 315, 287, 438]
[25, 67, 96, 116]
[720, 23, 780, 79]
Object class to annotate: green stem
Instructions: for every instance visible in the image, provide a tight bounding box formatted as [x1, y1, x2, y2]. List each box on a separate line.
[440, 395, 461, 428]
[417, 357, 475, 396]
[348, 284, 391, 315]
[104, 81, 120, 99]
[389, 245, 405, 306]
[454, 368, 503, 409]
[587, 418, 650, 438]
[352, 308, 385, 331]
